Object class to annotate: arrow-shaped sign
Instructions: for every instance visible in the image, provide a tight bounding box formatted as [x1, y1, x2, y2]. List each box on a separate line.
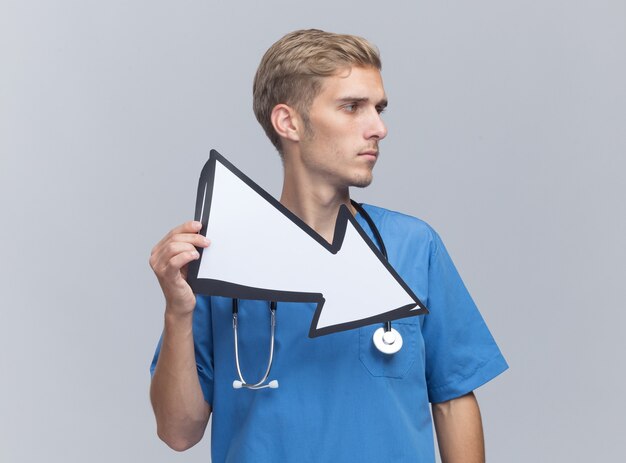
[187, 150, 428, 337]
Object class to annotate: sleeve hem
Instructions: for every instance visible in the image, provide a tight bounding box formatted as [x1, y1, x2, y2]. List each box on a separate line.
[428, 353, 509, 404]
[198, 377, 214, 407]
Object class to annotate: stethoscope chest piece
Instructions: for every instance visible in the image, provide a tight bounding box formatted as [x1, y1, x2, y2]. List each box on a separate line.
[373, 326, 403, 355]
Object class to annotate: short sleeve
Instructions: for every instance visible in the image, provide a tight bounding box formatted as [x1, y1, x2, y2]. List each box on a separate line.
[149, 294, 215, 406]
[422, 231, 508, 403]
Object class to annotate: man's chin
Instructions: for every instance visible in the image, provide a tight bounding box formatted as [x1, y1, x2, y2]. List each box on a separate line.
[350, 174, 373, 188]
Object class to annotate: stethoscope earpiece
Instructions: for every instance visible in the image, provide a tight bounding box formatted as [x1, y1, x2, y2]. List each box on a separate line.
[233, 379, 279, 390]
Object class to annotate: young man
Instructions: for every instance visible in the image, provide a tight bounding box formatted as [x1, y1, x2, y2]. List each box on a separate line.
[149, 29, 507, 462]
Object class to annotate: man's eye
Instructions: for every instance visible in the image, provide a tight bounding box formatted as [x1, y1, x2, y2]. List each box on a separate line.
[344, 103, 358, 112]
[376, 106, 386, 115]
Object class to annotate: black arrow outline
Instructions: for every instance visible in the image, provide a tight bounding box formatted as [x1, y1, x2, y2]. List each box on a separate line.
[186, 149, 428, 337]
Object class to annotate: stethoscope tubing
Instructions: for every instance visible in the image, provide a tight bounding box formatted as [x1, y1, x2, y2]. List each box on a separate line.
[350, 200, 393, 334]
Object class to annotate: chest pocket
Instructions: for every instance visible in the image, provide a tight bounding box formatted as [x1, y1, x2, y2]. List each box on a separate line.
[359, 322, 418, 378]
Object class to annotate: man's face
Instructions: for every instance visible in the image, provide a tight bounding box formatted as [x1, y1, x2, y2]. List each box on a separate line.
[296, 66, 388, 189]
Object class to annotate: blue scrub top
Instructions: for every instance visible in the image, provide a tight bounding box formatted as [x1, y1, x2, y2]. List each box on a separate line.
[151, 204, 508, 462]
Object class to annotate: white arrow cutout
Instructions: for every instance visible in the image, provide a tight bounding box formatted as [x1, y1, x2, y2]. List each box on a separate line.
[187, 150, 428, 337]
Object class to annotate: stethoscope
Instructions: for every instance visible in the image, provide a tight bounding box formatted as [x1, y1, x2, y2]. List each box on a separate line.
[231, 200, 403, 390]
[231, 299, 279, 390]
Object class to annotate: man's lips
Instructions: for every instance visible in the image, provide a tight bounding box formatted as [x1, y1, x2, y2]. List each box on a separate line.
[358, 150, 379, 159]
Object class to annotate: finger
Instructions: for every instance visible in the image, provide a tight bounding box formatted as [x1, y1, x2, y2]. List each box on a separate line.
[151, 233, 209, 265]
[162, 249, 200, 280]
[152, 220, 202, 253]
[170, 233, 211, 248]
[151, 242, 201, 273]
[153, 220, 203, 251]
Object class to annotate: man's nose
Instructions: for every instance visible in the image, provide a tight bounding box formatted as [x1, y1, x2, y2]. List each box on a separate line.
[365, 110, 388, 140]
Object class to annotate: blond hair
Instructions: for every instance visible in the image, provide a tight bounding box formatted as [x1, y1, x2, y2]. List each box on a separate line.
[253, 29, 381, 153]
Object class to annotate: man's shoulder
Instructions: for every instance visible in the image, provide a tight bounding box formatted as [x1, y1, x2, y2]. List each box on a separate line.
[361, 203, 434, 232]
[360, 203, 440, 247]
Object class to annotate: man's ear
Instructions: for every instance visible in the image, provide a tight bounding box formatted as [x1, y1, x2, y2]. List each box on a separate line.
[271, 104, 302, 143]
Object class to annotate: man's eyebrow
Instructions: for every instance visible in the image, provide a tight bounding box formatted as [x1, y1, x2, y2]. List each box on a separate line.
[337, 97, 388, 107]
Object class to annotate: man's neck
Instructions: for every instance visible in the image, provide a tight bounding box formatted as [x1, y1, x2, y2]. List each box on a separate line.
[279, 168, 356, 244]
